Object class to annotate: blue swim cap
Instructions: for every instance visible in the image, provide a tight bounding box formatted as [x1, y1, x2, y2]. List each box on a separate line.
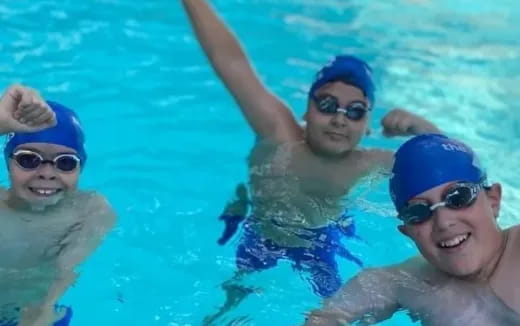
[389, 134, 486, 212]
[309, 55, 375, 105]
[3, 101, 87, 167]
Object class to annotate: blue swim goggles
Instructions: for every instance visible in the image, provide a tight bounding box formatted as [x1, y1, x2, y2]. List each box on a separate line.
[312, 94, 370, 121]
[398, 181, 489, 225]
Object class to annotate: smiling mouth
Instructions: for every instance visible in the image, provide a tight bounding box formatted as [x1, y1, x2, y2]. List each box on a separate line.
[437, 233, 471, 249]
[28, 187, 62, 197]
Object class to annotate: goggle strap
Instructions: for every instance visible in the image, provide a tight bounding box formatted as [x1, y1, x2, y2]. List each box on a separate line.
[430, 201, 446, 211]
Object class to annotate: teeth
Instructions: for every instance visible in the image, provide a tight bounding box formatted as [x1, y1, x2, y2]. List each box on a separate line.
[31, 188, 58, 196]
[439, 234, 469, 248]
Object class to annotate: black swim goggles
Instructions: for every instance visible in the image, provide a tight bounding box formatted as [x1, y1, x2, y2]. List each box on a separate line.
[398, 181, 490, 225]
[11, 149, 80, 173]
[312, 94, 370, 121]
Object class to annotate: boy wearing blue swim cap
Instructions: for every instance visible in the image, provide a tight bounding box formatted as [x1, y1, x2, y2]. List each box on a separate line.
[305, 134, 520, 325]
[0, 84, 116, 326]
[182, 0, 439, 320]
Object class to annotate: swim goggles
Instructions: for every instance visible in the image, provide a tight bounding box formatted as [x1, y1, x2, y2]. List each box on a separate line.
[11, 149, 80, 173]
[312, 94, 370, 121]
[398, 181, 489, 225]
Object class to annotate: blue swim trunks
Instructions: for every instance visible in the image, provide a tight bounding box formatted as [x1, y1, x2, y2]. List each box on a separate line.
[0, 306, 72, 326]
[220, 212, 363, 297]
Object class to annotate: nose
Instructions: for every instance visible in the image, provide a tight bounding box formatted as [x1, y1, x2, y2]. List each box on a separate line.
[432, 205, 457, 232]
[37, 162, 57, 180]
[330, 111, 348, 127]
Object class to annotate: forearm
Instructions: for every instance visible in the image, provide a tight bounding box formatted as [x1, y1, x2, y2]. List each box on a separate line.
[182, 0, 247, 64]
[305, 269, 400, 326]
[18, 271, 76, 326]
[37, 270, 77, 309]
[181, 0, 300, 140]
[411, 117, 441, 135]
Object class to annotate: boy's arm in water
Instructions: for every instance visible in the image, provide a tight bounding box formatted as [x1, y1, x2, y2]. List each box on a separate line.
[54, 194, 117, 271]
[181, 0, 302, 142]
[366, 108, 442, 171]
[0, 84, 56, 135]
[304, 267, 401, 326]
[19, 194, 117, 326]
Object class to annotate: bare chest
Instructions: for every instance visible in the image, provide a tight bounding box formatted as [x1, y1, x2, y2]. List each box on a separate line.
[250, 144, 369, 198]
[400, 280, 520, 326]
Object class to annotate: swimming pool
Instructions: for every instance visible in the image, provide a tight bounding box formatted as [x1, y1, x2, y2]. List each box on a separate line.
[1, 0, 519, 324]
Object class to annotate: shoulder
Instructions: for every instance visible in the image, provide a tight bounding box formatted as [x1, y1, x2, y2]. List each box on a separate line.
[506, 225, 520, 251]
[76, 191, 117, 228]
[392, 255, 431, 275]
[390, 255, 448, 288]
[76, 190, 111, 208]
[248, 139, 303, 164]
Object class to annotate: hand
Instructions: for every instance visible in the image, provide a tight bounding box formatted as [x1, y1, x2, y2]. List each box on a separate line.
[381, 108, 439, 137]
[0, 84, 56, 134]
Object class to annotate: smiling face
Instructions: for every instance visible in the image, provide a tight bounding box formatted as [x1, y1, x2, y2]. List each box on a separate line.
[398, 181, 503, 277]
[7, 142, 80, 209]
[304, 81, 370, 157]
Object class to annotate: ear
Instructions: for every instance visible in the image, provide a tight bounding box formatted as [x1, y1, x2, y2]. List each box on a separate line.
[398, 224, 411, 238]
[485, 183, 502, 220]
[365, 110, 372, 136]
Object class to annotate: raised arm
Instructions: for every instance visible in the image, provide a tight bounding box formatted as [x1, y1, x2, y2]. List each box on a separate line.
[181, 0, 302, 142]
[381, 108, 441, 138]
[364, 108, 442, 171]
[304, 268, 400, 325]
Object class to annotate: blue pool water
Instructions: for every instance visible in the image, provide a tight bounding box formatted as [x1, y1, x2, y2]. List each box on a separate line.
[1, 0, 519, 325]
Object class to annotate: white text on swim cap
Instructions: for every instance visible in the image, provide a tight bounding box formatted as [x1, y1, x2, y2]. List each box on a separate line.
[441, 143, 470, 153]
